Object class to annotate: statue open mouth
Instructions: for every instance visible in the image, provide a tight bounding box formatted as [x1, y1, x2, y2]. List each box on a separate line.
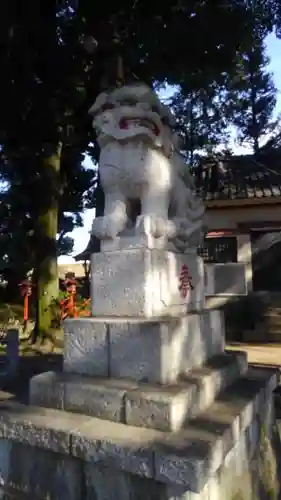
[119, 117, 159, 135]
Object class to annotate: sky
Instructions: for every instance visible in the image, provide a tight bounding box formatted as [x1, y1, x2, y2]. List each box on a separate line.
[58, 33, 281, 264]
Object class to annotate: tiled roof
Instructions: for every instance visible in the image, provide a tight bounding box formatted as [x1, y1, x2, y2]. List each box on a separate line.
[194, 149, 281, 201]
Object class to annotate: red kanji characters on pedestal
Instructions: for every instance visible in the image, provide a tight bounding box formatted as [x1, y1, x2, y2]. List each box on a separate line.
[178, 264, 194, 298]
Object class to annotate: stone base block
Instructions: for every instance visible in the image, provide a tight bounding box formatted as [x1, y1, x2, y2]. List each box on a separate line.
[91, 249, 205, 317]
[30, 352, 248, 432]
[63, 310, 225, 383]
[63, 319, 109, 377]
[124, 351, 247, 432]
[0, 368, 279, 499]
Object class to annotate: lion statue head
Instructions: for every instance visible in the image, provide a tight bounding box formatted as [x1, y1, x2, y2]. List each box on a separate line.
[89, 83, 176, 157]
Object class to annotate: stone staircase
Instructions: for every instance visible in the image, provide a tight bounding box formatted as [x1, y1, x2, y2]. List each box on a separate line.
[0, 365, 277, 499]
[30, 350, 248, 433]
[0, 318, 278, 499]
[243, 306, 281, 343]
[224, 292, 281, 343]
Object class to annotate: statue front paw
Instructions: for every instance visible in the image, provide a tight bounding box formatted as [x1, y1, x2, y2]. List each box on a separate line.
[136, 214, 176, 238]
[91, 215, 126, 240]
[171, 218, 204, 250]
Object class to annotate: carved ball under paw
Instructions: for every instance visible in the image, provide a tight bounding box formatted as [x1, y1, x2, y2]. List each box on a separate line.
[136, 214, 176, 238]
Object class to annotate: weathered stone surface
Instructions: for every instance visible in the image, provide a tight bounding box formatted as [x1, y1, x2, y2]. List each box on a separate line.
[125, 352, 248, 431]
[101, 234, 167, 252]
[0, 441, 82, 500]
[29, 371, 138, 422]
[71, 417, 155, 478]
[0, 410, 276, 500]
[200, 310, 225, 358]
[0, 368, 277, 494]
[125, 384, 190, 433]
[109, 319, 177, 384]
[62, 309, 225, 385]
[179, 309, 225, 374]
[206, 406, 281, 500]
[63, 318, 109, 376]
[257, 366, 278, 439]
[84, 464, 166, 500]
[91, 249, 205, 318]
[108, 313, 224, 384]
[30, 371, 64, 409]
[196, 309, 226, 365]
[27, 352, 246, 431]
[154, 368, 278, 491]
[179, 311, 225, 374]
[0, 401, 92, 454]
[64, 376, 137, 422]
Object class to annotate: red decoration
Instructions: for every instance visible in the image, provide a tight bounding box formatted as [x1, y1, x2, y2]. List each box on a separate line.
[60, 276, 78, 319]
[178, 264, 194, 298]
[18, 278, 34, 323]
[60, 274, 91, 319]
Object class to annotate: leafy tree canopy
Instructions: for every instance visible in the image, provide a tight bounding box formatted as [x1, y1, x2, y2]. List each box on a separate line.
[227, 35, 277, 153]
[0, 0, 280, 295]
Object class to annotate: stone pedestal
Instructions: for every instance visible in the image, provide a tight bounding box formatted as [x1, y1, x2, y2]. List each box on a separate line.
[1, 250, 280, 499]
[91, 249, 205, 317]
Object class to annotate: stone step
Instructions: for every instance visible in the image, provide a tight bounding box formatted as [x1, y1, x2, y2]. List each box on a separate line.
[0, 368, 277, 495]
[30, 351, 248, 432]
[264, 315, 281, 325]
[261, 328, 281, 336]
[265, 308, 281, 315]
[242, 323, 281, 342]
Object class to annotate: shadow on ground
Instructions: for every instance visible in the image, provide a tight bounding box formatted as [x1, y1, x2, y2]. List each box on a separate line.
[0, 354, 62, 404]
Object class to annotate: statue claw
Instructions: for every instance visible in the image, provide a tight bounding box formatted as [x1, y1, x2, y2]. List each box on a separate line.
[136, 214, 176, 239]
[91, 215, 127, 240]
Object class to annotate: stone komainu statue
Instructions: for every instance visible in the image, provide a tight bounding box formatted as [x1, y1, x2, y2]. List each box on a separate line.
[89, 83, 205, 251]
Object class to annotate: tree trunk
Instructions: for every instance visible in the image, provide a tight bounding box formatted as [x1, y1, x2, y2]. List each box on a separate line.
[34, 142, 62, 341]
[251, 81, 259, 155]
[249, 49, 259, 155]
[188, 93, 195, 166]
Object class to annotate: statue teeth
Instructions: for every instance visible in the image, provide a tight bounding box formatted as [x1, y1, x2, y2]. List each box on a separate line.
[119, 118, 157, 132]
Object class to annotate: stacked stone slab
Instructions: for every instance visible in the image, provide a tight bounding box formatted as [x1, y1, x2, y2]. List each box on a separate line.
[30, 249, 247, 431]
[0, 244, 278, 499]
